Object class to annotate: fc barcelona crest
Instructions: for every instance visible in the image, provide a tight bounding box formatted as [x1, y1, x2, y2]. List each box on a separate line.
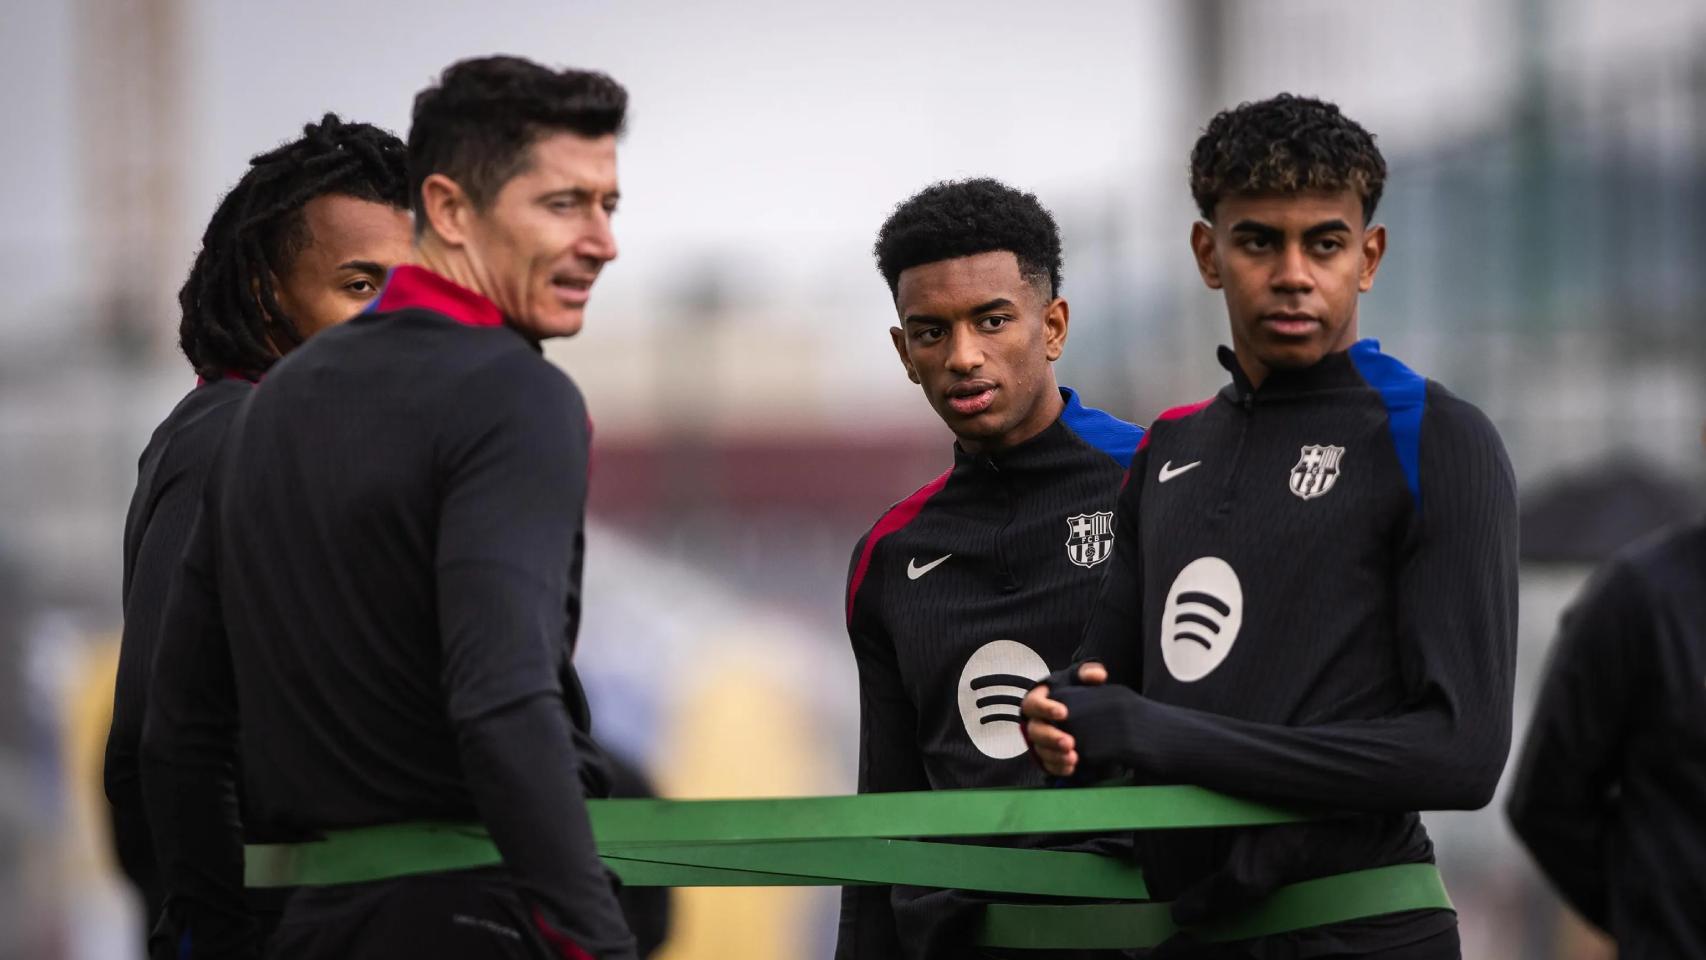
[1065, 512, 1115, 568]
[1289, 444, 1345, 500]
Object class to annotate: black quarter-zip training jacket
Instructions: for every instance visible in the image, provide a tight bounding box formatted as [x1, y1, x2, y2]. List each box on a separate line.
[1061, 340, 1518, 957]
[140, 266, 635, 960]
[839, 388, 1143, 959]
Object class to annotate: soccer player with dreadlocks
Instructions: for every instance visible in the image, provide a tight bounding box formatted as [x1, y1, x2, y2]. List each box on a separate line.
[103, 113, 411, 946]
[142, 57, 635, 959]
[1022, 95, 1518, 958]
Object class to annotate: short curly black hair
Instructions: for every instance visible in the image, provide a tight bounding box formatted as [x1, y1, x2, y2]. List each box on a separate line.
[409, 55, 627, 231]
[874, 178, 1063, 300]
[1190, 93, 1386, 223]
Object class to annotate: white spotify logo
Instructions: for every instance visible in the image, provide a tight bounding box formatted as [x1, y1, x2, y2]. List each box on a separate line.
[1159, 557, 1243, 682]
[957, 640, 1050, 759]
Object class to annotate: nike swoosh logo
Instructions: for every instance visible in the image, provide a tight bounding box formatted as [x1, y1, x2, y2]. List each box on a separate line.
[907, 554, 952, 580]
[1158, 460, 1202, 483]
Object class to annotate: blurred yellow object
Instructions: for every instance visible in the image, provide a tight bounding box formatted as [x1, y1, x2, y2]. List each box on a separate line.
[65, 633, 122, 881]
[652, 643, 836, 960]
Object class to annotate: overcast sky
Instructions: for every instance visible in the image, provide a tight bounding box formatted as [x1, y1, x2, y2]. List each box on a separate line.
[3, 0, 1697, 351]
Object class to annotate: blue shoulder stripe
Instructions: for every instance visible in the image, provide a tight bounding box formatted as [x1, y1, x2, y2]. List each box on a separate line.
[1347, 339, 1425, 512]
[1059, 387, 1145, 468]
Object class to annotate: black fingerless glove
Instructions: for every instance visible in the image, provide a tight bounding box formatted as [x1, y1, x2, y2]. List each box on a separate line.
[1053, 683, 1147, 776]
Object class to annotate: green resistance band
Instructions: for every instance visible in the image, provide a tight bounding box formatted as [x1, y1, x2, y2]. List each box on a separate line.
[247, 827, 1151, 900]
[243, 787, 1453, 950]
[978, 863, 1453, 950]
[589, 784, 1309, 843]
[249, 786, 1297, 894]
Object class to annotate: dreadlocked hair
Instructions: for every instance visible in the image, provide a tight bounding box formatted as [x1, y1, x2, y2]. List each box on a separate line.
[177, 113, 409, 380]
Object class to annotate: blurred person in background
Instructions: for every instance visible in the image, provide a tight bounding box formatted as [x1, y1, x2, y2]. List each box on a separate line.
[140, 56, 635, 959]
[103, 113, 412, 950]
[1023, 94, 1519, 958]
[1505, 420, 1706, 960]
[838, 178, 1144, 959]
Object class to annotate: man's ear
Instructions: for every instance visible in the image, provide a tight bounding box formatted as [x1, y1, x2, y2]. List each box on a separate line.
[249, 275, 271, 321]
[249, 275, 290, 356]
[1358, 223, 1388, 293]
[890, 326, 920, 384]
[1190, 220, 1222, 290]
[1043, 297, 1069, 362]
[419, 173, 473, 248]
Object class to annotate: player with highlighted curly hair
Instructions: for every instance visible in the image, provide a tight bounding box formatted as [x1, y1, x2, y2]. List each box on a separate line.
[1022, 94, 1519, 958]
[838, 178, 1144, 959]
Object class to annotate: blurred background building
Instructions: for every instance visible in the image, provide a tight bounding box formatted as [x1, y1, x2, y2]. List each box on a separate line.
[1, 0, 1702, 956]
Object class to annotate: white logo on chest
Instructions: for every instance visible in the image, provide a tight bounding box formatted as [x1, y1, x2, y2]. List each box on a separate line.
[1158, 460, 1201, 483]
[1065, 512, 1115, 568]
[1289, 444, 1345, 500]
[1160, 557, 1244, 682]
[907, 554, 952, 580]
[957, 640, 1050, 759]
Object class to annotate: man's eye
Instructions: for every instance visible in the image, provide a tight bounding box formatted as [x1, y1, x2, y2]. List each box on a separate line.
[1314, 238, 1344, 253]
[1239, 236, 1271, 252]
[916, 328, 944, 343]
[980, 315, 1011, 330]
[347, 278, 377, 294]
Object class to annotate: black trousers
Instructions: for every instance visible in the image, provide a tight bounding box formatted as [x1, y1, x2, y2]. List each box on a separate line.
[264, 869, 566, 959]
[891, 885, 1458, 960]
[1152, 924, 1461, 959]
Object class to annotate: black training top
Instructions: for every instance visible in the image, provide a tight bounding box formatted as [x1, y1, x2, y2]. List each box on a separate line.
[1063, 341, 1517, 956]
[1506, 516, 1706, 960]
[838, 390, 1142, 959]
[107, 376, 252, 922]
[141, 265, 634, 959]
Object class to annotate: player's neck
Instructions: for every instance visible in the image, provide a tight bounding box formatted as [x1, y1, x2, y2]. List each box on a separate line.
[1231, 349, 1272, 392]
[411, 236, 497, 309]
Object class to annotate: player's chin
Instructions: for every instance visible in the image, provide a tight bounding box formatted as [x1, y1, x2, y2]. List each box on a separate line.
[940, 405, 1010, 444]
[525, 304, 587, 340]
[1252, 335, 1332, 371]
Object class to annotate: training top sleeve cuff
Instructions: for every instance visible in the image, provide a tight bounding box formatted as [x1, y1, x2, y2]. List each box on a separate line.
[1033, 659, 1102, 693]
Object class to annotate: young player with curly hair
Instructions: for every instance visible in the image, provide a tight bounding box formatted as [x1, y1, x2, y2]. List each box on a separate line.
[1023, 94, 1519, 958]
[838, 178, 1144, 959]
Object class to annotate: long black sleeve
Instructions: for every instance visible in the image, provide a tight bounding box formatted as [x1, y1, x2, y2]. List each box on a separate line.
[837, 539, 928, 960]
[108, 386, 244, 926]
[458, 696, 636, 958]
[1063, 397, 1518, 812]
[108, 457, 202, 922]
[435, 365, 634, 959]
[1504, 563, 1642, 928]
[141, 495, 254, 959]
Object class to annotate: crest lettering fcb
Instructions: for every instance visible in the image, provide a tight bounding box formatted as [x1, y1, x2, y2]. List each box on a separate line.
[1065, 512, 1115, 568]
[1290, 444, 1345, 500]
